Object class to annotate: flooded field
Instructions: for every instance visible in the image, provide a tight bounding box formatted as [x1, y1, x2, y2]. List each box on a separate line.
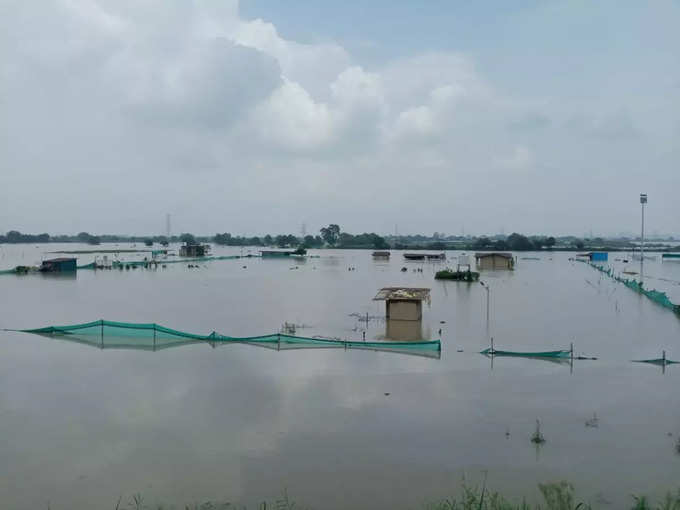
[1, 244, 680, 509]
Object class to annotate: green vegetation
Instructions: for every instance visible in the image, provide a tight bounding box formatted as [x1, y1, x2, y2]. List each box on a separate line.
[320, 223, 341, 246]
[77, 232, 101, 245]
[1, 230, 50, 243]
[473, 233, 556, 252]
[42, 484, 680, 509]
[214, 225, 389, 250]
[2, 229, 679, 253]
[179, 233, 196, 245]
[435, 269, 480, 281]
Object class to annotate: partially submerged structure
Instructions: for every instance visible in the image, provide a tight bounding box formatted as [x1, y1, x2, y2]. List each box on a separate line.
[475, 252, 514, 270]
[404, 253, 445, 261]
[372, 251, 390, 259]
[588, 252, 608, 262]
[374, 287, 431, 321]
[40, 257, 77, 272]
[179, 244, 208, 257]
[261, 249, 306, 258]
[435, 269, 479, 281]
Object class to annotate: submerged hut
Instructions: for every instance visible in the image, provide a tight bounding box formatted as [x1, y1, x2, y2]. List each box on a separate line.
[179, 244, 207, 257]
[40, 257, 77, 272]
[374, 287, 431, 321]
[372, 251, 391, 259]
[475, 252, 514, 270]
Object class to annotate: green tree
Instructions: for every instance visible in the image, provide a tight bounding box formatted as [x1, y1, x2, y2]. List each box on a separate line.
[6, 230, 22, 243]
[506, 232, 534, 251]
[180, 233, 196, 245]
[320, 224, 341, 246]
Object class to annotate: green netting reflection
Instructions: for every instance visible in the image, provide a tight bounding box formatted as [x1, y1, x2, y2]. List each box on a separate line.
[480, 348, 571, 359]
[14, 320, 441, 358]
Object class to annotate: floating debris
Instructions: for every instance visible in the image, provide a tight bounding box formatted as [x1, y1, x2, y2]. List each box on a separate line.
[531, 419, 546, 444]
[435, 269, 479, 281]
[585, 413, 599, 428]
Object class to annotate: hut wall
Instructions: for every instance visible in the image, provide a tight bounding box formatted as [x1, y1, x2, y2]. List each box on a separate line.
[386, 300, 422, 321]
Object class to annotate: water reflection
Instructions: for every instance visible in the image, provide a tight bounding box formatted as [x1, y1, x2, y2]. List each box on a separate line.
[39, 272, 78, 281]
[27, 331, 442, 359]
[384, 319, 426, 341]
[2, 245, 680, 509]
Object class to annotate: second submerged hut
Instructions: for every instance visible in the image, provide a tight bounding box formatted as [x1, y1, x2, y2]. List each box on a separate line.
[475, 252, 514, 270]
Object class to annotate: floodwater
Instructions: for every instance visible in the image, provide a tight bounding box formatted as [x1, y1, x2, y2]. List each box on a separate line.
[1, 244, 680, 509]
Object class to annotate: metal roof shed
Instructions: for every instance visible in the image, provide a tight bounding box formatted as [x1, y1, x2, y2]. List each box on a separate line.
[374, 287, 431, 321]
[40, 257, 77, 272]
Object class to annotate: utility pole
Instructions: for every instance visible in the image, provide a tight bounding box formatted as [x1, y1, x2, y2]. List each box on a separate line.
[640, 193, 647, 283]
[480, 281, 491, 339]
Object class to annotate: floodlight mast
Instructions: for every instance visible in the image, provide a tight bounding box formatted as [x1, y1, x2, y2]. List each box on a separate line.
[640, 193, 647, 282]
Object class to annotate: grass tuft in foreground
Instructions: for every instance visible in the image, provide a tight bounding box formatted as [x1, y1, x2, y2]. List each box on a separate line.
[42, 484, 680, 510]
[425, 482, 680, 510]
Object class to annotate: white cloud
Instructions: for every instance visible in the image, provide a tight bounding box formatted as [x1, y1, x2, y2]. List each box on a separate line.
[495, 145, 534, 171]
[0, 1, 677, 235]
[251, 78, 333, 150]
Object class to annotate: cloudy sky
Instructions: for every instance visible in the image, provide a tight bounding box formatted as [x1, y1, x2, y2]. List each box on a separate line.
[1, 0, 678, 237]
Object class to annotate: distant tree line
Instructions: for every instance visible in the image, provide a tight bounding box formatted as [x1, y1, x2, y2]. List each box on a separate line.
[472, 233, 556, 251]
[0, 230, 51, 243]
[2, 229, 678, 252]
[213, 225, 389, 250]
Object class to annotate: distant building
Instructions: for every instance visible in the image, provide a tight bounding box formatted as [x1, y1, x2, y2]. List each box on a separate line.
[374, 287, 431, 321]
[40, 257, 77, 272]
[179, 244, 207, 257]
[475, 252, 514, 270]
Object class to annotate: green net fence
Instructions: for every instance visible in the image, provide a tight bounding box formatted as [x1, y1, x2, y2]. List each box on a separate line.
[480, 347, 572, 359]
[79, 254, 245, 270]
[579, 260, 680, 314]
[8, 320, 441, 358]
[0, 255, 246, 274]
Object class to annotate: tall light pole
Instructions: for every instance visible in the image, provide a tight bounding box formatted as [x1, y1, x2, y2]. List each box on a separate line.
[640, 193, 647, 283]
[480, 281, 490, 339]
